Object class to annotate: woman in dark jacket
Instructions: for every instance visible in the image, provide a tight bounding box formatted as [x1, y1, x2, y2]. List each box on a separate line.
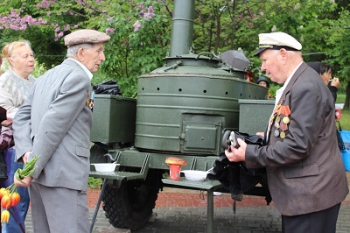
[307, 61, 340, 102]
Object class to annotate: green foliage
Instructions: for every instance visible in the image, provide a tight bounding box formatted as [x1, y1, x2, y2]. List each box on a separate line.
[85, 0, 173, 97]
[337, 92, 346, 103]
[88, 177, 102, 189]
[0, 27, 66, 68]
[339, 109, 350, 130]
[0, 0, 349, 98]
[32, 60, 47, 78]
[268, 83, 282, 99]
[326, 9, 350, 79]
[0, 0, 174, 97]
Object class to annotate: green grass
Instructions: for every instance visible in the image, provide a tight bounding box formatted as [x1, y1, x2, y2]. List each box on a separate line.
[337, 93, 349, 130]
[88, 177, 102, 189]
[337, 93, 346, 104]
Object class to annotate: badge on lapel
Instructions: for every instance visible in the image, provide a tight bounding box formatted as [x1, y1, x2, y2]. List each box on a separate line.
[86, 91, 94, 111]
[268, 99, 291, 139]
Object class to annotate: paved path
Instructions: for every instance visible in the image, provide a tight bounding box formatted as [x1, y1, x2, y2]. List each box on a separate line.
[23, 172, 350, 232]
[24, 205, 350, 233]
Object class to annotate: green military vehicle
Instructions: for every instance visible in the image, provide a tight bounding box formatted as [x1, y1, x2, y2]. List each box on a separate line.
[89, 0, 273, 232]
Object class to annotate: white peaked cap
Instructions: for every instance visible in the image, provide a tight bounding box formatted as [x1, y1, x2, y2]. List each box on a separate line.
[254, 32, 302, 56]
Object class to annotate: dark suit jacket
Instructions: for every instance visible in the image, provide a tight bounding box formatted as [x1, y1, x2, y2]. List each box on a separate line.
[245, 62, 349, 216]
[13, 59, 92, 191]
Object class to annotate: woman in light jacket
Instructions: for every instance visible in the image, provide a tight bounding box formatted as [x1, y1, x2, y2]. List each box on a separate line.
[0, 40, 36, 233]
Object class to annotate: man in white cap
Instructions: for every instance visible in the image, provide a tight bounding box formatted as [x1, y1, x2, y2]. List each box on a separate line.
[226, 32, 348, 233]
[12, 29, 110, 232]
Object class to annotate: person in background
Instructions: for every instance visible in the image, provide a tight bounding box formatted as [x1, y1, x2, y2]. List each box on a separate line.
[225, 32, 348, 233]
[256, 76, 270, 88]
[307, 61, 340, 102]
[12, 29, 110, 233]
[256, 76, 273, 98]
[0, 40, 36, 233]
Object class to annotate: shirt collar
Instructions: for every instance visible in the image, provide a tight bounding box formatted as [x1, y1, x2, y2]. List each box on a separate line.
[68, 58, 93, 80]
[275, 61, 303, 105]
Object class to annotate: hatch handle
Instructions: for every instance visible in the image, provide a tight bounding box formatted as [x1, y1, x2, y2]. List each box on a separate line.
[163, 60, 182, 72]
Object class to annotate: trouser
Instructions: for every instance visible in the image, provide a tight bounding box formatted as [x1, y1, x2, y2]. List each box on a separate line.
[282, 203, 341, 233]
[29, 182, 89, 233]
[1, 148, 30, 233]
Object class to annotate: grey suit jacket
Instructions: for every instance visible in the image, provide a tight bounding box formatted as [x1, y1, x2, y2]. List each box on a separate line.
[245, 62, 349, 216]
[13, 59, 92, 191]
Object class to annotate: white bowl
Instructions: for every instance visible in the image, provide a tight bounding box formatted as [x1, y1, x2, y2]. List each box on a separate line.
[181, 170, 208, 181]
[91, 163, 119, 172]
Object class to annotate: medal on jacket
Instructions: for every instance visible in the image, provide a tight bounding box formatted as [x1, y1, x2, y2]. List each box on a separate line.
[86, 91, 95, 111]
[276, 105, 291, 139]
[267, 100, 283, 139]
[268, 98, 292, 139]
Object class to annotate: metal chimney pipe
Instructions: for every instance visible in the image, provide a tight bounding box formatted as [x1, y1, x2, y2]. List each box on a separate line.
[169, 0, 194, 57]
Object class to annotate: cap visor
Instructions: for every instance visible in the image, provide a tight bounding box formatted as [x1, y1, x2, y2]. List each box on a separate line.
[254, 48, 267, 56]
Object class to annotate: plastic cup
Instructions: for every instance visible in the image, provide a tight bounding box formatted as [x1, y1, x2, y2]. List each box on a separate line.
[335, 109, 342, 120]
[169, 164, 182, 181]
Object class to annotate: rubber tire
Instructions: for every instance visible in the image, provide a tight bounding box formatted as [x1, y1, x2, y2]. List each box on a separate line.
[102, 169, 161, 231]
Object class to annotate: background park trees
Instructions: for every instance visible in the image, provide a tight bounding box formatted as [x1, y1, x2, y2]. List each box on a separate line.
[0, 0, 349, 106]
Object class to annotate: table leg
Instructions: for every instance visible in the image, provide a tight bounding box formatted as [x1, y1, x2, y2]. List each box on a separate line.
[89, 178, 108, 233]
[207, 190, 214, 233]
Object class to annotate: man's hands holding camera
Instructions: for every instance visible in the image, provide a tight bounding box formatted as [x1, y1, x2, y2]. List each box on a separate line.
[223, 131, 247, 162]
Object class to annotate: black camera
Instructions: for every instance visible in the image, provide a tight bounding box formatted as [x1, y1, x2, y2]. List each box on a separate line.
[221, 130, 240, 150]
[222, 130, 265, 151]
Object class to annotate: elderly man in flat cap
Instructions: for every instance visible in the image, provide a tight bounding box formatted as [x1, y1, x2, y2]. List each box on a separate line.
[226, 32, 348, 233]
[12, 29, 110, 232]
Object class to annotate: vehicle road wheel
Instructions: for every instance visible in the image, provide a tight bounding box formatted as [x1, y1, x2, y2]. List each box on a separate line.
[102, 169, 161, 231]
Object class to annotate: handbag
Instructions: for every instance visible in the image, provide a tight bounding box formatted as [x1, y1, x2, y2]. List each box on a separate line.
[0, 129, 14, 183]
[0, 129, 14, 151]
[337, 124, 350, 171]
[0, 151, 8, 182]
[336, 121, 345, 151]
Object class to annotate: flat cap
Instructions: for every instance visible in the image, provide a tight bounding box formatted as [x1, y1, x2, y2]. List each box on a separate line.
[254, 32, 302, 56]
[64, 29, 110, 47]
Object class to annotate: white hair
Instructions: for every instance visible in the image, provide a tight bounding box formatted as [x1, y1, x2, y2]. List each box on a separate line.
[66, 43, 93, 58]
[271, 49, 301, 57]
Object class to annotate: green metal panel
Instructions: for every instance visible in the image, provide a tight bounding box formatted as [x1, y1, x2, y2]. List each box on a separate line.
[184, 126, 217, 149]
[91, 148, 219, 172]
[238, 99, 275, 134]
[90, 94, 136, 143]
[134, 72, 267, 155]
[155, 55, 230, 74]
[181, 114, 224, 155]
